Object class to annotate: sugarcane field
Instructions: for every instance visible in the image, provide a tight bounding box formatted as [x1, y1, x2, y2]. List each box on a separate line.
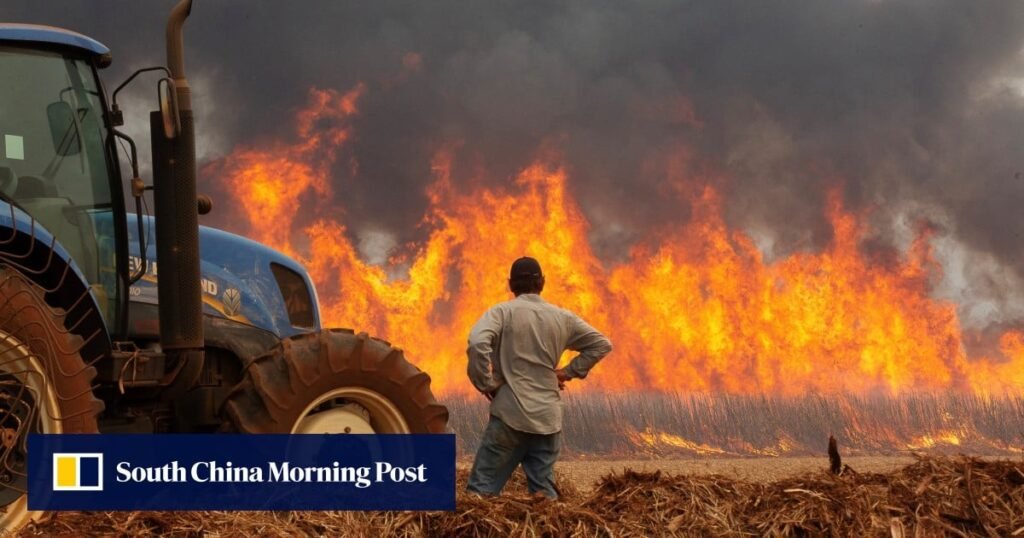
[4, 1, 1024, 536]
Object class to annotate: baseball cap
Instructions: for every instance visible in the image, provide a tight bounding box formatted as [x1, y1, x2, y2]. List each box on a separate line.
[509, 257, 543, 279]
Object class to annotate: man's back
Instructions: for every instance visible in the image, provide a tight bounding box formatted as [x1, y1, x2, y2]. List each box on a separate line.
[468, 293, 612, 435]
[465, 257, 611, 499]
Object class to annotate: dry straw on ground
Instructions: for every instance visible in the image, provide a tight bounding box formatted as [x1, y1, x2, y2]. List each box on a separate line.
[24, 455, 1024, 537]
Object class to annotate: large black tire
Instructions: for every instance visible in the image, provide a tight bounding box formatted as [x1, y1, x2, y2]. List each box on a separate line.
[0, 267, 103, 530]
[222, 329, 448, 434]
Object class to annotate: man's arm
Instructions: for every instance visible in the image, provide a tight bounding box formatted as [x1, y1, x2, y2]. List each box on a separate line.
[466, 306, 505, 395]
[560, 313, 613, 380]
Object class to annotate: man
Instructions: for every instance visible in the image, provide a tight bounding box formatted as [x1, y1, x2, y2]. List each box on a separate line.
[466, 256, 612, 499]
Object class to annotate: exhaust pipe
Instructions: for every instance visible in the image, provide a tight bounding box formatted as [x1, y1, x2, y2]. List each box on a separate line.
[166, 0, 193, 111]
[152, 0, 203, 395]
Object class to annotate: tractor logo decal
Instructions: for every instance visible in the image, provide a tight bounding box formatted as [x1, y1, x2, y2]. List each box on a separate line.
[222, 288, 242, 316]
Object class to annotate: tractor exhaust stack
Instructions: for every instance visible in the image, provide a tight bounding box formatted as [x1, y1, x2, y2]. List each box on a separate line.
[152, 0, 203, 394]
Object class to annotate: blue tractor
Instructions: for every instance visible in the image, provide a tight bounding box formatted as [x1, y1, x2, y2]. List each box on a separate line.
[0, 1, 448, 528]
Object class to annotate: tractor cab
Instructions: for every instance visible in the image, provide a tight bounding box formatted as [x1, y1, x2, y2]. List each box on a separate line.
[0, 24, 125, 330]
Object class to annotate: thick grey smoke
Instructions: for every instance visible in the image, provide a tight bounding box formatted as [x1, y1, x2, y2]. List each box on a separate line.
[5, 1, 1024, 326]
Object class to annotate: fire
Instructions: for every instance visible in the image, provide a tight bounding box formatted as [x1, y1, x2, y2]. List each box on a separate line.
[907, 431, 964, 450]
[627, 427, 726, 456]
[213, 85, 366, 256]
[206, 84, 1024, 396]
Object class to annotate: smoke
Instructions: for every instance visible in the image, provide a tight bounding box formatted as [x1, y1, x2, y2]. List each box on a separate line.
[5, 0, 1024, 325]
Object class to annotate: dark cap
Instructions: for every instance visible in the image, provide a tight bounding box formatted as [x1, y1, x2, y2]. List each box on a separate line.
[509, 256, 543, 279]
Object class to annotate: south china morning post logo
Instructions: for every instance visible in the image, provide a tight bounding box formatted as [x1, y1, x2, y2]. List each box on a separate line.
[52, 453, 103, 491]
[29, 434, 456, 511]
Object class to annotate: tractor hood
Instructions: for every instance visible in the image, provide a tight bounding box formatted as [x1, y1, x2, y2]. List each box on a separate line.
[127, 215, 321, 339]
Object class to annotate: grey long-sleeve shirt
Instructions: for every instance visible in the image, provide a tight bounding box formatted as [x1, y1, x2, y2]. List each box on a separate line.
[467, 294, 613, 435]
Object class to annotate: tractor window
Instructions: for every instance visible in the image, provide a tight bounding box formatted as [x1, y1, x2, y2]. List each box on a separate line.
[270, 263, 315, 329]
[0, 47, 119, 326]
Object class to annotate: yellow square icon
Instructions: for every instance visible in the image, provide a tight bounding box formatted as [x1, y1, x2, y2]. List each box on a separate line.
[56, 456, 77, 488]
[53, 453, 104, 491]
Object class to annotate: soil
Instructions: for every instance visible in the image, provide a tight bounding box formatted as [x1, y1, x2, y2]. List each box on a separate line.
[552, 455, 920, 489]
[457, 455, 951, 490]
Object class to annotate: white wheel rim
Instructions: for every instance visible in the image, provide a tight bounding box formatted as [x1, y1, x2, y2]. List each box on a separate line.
[291, 387, 410, 434]
[0, 328, 61, 530]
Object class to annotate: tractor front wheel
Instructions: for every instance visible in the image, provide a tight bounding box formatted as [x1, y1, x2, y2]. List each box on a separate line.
[222, 329, 448, 434]
[0, 268, 103, 531]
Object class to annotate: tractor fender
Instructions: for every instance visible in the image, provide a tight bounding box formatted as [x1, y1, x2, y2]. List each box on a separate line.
[0, 202, 112, 366]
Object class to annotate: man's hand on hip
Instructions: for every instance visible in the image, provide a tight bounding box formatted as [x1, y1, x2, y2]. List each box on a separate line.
[555, 368, 572, 390]
[483, 382, 504, 401]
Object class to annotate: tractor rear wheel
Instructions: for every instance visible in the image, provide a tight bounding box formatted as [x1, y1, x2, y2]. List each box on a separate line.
[222, 329, 448, 434]
[0, 268, 103, 531]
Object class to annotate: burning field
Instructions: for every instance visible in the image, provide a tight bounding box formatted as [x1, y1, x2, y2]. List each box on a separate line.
[181, 30, 1024, 534]
[188, 4, 1024, 422]
[158, 76, 1024, 535]
[205, 84, 1024, 399]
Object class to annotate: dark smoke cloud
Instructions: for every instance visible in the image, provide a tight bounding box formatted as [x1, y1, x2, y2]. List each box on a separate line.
[5, 0, 1024, 324]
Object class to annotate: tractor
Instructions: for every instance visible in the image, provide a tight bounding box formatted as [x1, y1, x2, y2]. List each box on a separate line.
[0, 0, 448, 529]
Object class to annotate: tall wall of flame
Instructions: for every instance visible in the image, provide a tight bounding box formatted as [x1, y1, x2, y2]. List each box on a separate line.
[205, 87, 1024, 396]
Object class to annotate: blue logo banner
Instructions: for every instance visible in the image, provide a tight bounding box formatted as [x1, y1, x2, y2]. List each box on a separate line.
[28, 434, 456, 511]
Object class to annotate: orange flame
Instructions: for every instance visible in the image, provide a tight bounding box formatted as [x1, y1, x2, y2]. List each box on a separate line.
[212, 85, 365, 256]
[906, 431, 963, 450]
[207, 84, 1024, 396]
[627, 427, 726, 456]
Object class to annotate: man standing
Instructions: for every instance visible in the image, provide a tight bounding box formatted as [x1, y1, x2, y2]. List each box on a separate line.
[466, 257, 612, 499]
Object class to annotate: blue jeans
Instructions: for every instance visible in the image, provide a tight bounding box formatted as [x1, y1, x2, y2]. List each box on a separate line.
[467, 415, 561, 499]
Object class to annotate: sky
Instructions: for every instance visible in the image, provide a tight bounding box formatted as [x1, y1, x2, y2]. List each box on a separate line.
[4, 0, 1024, 328]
